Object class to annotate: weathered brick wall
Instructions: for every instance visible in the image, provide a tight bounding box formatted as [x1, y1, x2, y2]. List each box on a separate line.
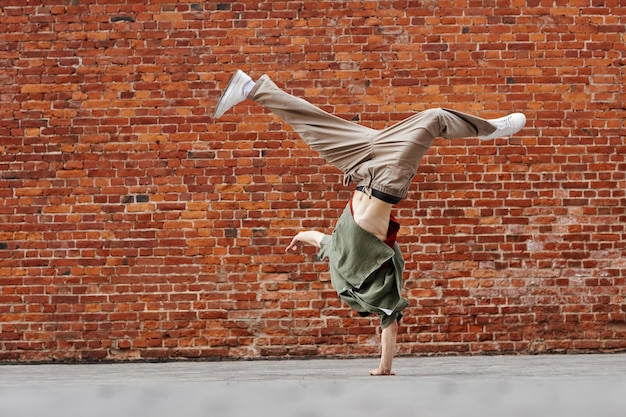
[1, 0, 625, 362]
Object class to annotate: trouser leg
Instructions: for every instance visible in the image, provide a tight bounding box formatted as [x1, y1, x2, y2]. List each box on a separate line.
[248, 75, 498, 202]
[351, 108, 498, 199]
[248, 75, 376, 176]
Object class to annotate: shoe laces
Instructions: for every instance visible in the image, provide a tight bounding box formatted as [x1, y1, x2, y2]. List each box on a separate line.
[493, 115, 516, 131]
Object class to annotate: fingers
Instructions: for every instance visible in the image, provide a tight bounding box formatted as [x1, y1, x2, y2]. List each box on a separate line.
[285, 235, 300, 252]
[285, 231, 321, 252]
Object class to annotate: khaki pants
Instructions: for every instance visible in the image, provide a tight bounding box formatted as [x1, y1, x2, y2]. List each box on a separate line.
[248, 75, 497, 202]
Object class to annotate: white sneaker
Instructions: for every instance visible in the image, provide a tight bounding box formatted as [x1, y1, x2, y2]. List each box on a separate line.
[214, 70, 253, 119]
[478, 113, 526, 140]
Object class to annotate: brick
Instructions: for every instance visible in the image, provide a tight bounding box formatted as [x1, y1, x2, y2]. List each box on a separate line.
[0, 0, 624, 363]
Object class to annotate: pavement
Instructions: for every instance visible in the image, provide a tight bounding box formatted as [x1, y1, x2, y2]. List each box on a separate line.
[1, 354, 626, 417]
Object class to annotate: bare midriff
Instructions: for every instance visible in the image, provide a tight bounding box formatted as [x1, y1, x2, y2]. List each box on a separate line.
[351, 190, 395, 241]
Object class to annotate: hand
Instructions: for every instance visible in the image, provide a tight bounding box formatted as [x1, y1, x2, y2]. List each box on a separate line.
[285, 231, 325, 252]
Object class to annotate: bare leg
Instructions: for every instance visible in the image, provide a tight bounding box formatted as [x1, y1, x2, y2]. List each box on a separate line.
[370, 320, 398, 376]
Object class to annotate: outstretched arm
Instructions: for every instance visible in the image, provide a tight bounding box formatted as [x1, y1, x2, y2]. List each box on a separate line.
[285, 231, 325, 252]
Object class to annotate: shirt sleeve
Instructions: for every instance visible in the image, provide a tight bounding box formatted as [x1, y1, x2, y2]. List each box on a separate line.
[318, 234, 332, 260]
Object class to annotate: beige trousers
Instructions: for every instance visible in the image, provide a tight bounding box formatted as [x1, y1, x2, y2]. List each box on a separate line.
[248, 75, 497, 203]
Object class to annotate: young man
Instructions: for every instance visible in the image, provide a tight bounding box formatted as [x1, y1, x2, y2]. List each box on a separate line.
[214, 70, 526, 375]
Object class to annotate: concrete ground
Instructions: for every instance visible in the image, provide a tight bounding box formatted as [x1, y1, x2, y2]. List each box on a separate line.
[1, 354, 625, 417]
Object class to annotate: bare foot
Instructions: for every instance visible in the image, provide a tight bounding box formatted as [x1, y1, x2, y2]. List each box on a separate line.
[370, 368, 395, 376]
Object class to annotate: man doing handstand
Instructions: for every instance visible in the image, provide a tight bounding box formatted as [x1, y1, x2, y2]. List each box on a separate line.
[214, 70, 526, 375]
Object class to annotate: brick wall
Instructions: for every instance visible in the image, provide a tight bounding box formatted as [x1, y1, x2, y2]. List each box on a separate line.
[0, 0, 625, 362]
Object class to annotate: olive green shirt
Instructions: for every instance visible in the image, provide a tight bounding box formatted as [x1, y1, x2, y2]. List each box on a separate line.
[318, 203, 409, 328]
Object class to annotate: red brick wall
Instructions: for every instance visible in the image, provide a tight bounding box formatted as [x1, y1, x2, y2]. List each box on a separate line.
[1, 0, 625, 362]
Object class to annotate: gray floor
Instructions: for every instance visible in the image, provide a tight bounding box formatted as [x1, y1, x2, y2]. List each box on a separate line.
[1, 354, 625, 417]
